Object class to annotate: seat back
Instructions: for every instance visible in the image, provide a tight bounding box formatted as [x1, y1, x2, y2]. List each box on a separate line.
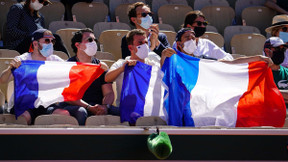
[56, 28, 81, 57]
[0, 49, 20, 58]
[72, 2, 108, 29]
[201, 32, 224, 48]
[158, 23, 175, 32]
[6, 80, 13, 104]
[40, 1, 65, 28]
[201, 6, 235, 35]
[152, 0, 188, 23]
[109, 0, 145, 21]
[34, 114, 79, 125]
[242, 6, 276, 35]
[235, 0, 266, 24]
[93, 22, 131, 39]
[206, 25, 218, 33]
[224, 25, 261, 53]
[0, 114, 27, 125]
[135, 116, 167, 126]
[99, 30, 129, 60]
[86, 115, 128, 126]
[230, 33, 266, 56]
[158, 4, 193, 31]
[160, 31, 176, 47]
[100, 60, 116, 68]
[0, 58, 13, 101]
[0, 90, 5, 109]
[194, 0, 229, 10]
[95, 51, 115, 60]
[53, 50, 69, 60]
[48, 21, 86, 34]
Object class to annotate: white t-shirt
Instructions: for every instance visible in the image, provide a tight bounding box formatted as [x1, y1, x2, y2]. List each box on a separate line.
[172, 38, 233, 61]
[109, 56, 160, 107]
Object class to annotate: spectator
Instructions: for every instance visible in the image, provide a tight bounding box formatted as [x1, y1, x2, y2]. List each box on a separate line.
[265, 0, 288, 15]
[0, 29, 68, 125]
[265, 18, 288, 67]
[121, 2, 170, 59]
[106, 29, 160, 108]
[5, 0, 69, 56]
[171, 10, 233, 61]
[55, 28, 114, 125]
[263, 37, 288, 106]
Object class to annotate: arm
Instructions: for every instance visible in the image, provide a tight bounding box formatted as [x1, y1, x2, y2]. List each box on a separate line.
[220, 55, 273, 66]
[151, 32, 171, 57]
[0, 58, 21, 84]
[105, 60, 137, 82]
[265, 0, 288, 14]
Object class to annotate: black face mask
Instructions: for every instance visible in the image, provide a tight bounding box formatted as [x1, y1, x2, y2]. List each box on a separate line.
[193, 27, 206, 37]
[271, 48, 286, 65]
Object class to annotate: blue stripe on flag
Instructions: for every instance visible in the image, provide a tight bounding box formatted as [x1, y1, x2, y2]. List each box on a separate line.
[120, 61, 152, 124]
[162, 49, 200, 126]
[13, 60, 45, 117]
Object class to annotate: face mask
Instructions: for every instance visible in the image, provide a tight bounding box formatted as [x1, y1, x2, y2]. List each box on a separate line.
[140, 15, 153, 29]
[183, 39, 197, 54]
[193, 27, 206, 37]
[136, 43, 149, 59]
[40, 43, 53, 57]
[84, 41, 97, 56]
[271, 48, 286, 65]
[30, 0, 43, 11]
[279, 32, 288, 43]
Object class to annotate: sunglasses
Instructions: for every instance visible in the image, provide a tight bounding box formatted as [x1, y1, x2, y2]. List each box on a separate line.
[44, 38, 56, 44]
[85, 37, 97, 43]
[38, 0, 49, 6]
[282, 27, 288, 32]
[140, 12, 153, 17]
[194, 21, 208, 27]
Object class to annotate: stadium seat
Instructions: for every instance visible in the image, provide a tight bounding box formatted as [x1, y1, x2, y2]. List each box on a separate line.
[6, 80, 13, 104]
[206, 25, 218, 33]
[93, 22, 131, 39]
[100, 60, 116, 68]
[34, 114, 79, 125]
[114, 3, 135, 28]
[56, 28, 81, 57]
[201, 6, 235, 35]
[0, 114, 27, 125]
[158, 23, 175, 32]
[40, 1, 65, 28]
[0, 1, 16, 41]
[242, 6, 276, 35]
[48, 21, 86, 34]
[109, 0, 145, 22]
[159, 31, 176, 47]
[152, 0, 188, 23]
[158, 4, 193, 31]
[0, 58, 13, 101]
[98, 30, 129, 60]
[85, 115, 129, 126]
[200, 32, 224, 48]
[95, 51, 115, 60]
[0, 90, 5, 110]
[194, 0, 229, 10]
[135, 116, 167, 126]
[230, 33, 266, 56]
[72, 2, 108, 29]
[284, 118, 288, 128]
[0, 49, 20, 58]
[53, 50, 69, 60]
[235, 0, 266, 24]
[224, 25, 261, 53]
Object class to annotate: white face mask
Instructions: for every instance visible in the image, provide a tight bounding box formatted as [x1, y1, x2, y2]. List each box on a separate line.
[136, 43, 149, 59]
[183, 39, 197, 54]
[40, 43, 53, 57]
[30, 0, 43, 11]
[140, 15, 153, 29]
[84, 41, 97, 56]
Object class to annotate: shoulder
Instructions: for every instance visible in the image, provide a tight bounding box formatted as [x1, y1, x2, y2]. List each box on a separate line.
[15, 52, 31, 61]
[67, 56, 77, 62]
[10, 3, 24, 10]
[110, 59, 126, 70]
[48, 55, 64, 61]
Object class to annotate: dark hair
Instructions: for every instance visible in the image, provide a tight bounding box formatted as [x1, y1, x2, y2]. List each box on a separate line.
[128, 2, 149, 26]
[71, 28, 94, 54]
[183, 10, 205, 28]
[126, 29, 146, 45]
[176, 28, 193, 42]
[24, 0, 41, 17]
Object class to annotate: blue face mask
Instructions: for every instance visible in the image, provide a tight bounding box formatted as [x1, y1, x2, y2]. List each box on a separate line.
[279, 31, 288, 43]
[40, 43, 53, 57]
[140, 15, 153, 29]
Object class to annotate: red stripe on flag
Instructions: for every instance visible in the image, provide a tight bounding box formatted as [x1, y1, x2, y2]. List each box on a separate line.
[236, 62, 286, 127]
[62, 62, 104, 101]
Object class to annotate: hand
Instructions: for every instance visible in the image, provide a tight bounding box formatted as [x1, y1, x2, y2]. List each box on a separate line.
[149, 24, 160, 50]
[121, 60, 137, 71]
[89, 104, 108, 115]
[9, 58, 21, 70]
[258, 55, 273, 67]
[162, 48, 176, 58]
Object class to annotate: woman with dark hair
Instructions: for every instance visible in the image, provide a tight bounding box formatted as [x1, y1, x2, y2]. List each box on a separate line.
[5, 0, 68, 56]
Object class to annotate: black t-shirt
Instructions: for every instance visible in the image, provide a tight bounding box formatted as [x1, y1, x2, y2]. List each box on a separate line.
[68, 56, 108, 104]
[277, 0, 288, 11]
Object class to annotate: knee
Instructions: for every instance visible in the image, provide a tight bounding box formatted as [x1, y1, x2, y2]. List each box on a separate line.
[53, 109, 70, 116]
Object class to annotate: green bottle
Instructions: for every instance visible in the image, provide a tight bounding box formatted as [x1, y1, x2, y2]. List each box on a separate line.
[147, 130, 172, 159]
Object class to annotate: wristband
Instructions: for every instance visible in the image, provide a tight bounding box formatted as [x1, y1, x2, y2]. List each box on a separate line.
[85, 104, 91, 111]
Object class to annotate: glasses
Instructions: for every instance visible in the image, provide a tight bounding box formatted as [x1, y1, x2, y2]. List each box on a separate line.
[43, 38, 56, 44]
[84, 37, 97, 43]
[38, 0, 49, 6]
[138, 12, 153, 17]
[194, 21, 208, 27]
[282, 27, 288, 32]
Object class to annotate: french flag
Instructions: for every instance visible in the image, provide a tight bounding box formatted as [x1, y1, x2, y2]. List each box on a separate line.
[162, 50, 286, 127]
[12, 60, 104, 117]
[119, 61, 166, 124]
